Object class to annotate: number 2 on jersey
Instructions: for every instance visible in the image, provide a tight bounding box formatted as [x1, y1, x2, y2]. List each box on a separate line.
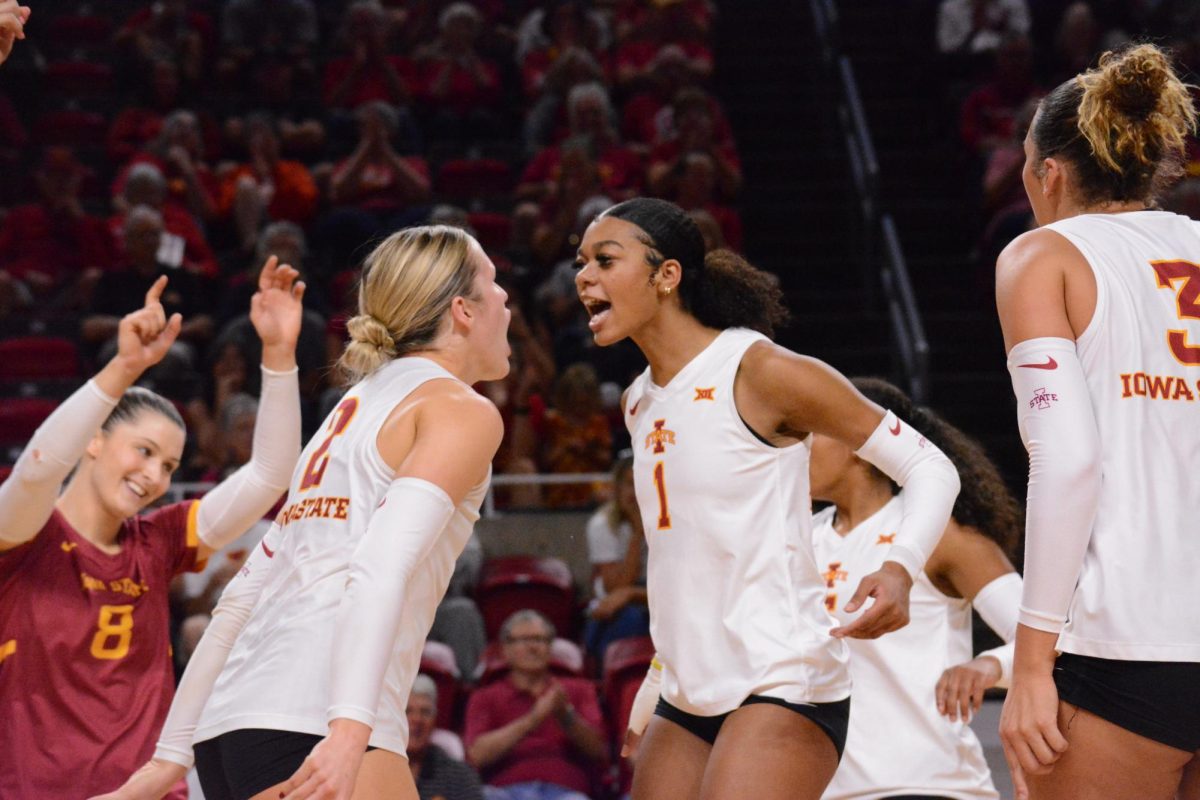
[299, 397, 359, 490]
[1151, 260, 1200, 365]
[652, 461, 671, 530]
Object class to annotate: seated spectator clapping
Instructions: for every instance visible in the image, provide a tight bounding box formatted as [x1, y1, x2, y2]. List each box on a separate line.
[465, 611, 607, 800]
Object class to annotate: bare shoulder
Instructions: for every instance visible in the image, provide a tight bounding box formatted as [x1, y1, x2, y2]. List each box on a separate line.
[738, 340, 843, 396]
[926, 519, 1016, 599]
[995, 227, 1089, 349]
[413, 379, 503, 436]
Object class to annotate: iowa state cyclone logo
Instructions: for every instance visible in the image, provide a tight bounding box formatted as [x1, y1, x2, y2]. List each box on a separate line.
[1029, 388, 1059, 410]
[644, 419, 676, 454]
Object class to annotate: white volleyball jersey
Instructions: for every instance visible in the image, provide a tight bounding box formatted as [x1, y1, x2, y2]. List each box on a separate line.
[195, 357, 488, 754]
[624, 328, 850, 715]
[812, 500, 996, 800]
[1043, 211, 1200, 661]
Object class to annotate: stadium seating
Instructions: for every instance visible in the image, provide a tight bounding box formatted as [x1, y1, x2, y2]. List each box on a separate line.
[0, 337, 80, 382]
[420, 639, 461, 731]
[476, 555, 576, 640]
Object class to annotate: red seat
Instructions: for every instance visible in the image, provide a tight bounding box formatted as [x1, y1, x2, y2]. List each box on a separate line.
[44, 60, 115, 95]
[420, 640, 461, 730]
[437, 158, 514, 199]
[0, 465, 12, 485]
[474, 637, 584, 685]
[0, 398, 59, 447]
[32, 110, 108, 148]
[602, 636, 656, 742]
[467, 211, 511, 251]
[0, 337, 80, 381]
[477, 556, 575, 640]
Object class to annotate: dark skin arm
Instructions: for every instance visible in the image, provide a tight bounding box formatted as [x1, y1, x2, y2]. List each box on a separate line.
[734, 343, 913, 639]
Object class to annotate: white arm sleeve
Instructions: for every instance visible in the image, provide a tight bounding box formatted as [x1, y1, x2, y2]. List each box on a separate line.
[154, 527, 280, 767]
[1007, 338, 1102, 633]
[971, 571, 1022, 688]
[196, 366, 300, 550]
[855, 411, 961, 580]
[0, 380, 118, 546]
[326, 478, 456, 728]
[627, 655, 664, 736]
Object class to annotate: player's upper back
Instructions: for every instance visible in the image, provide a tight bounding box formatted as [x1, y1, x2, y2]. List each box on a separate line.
[270, 356, 487, 574]
[1046, 210, 1200, 375]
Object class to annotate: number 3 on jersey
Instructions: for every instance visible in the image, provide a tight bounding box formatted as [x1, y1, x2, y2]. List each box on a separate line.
[1151, 260, 1200, 365]
[652, 461, 671, 530]
[299, 397, 359, 490]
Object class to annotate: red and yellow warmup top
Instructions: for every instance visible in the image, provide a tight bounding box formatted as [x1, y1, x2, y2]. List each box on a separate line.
[0, 501, 203, 799]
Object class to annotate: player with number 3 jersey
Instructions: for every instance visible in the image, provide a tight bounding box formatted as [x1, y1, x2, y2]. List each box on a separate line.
[996, 43, 1200, 800]
[0, 259, 305, 799]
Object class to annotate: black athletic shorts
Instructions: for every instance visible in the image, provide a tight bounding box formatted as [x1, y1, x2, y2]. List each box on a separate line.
[194, 728, 379, 800]
[1053, 652, 1200, 752]
[654, 694, 851, 758]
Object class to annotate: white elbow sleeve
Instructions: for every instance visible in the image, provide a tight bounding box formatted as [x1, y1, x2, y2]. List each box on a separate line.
[327, 478, 456, 728]
[627, 656, 664, 736]
[196, 367, 300, 550]
[1007, 338, 1101, 634]
[855, 411, 961, 580]
[154, 529, 278, 768]
[972, 571, 1022, 644]
[0, 380, 118, 546]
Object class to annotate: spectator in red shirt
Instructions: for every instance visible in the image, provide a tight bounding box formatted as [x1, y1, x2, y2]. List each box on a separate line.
[613, 3, 714, 91]
[647, 87, 742, 200]
[620, 45, 731, 149]
[113, 0, 214, 89]
[320, 101, 430, 273]
[518, 82, 643, 205]
[519, 1, 610, 101]
[959, 34, 1039, 159]
[113, 109, 222, 225]
[0, 147, 113, 311]
[323, 0, 415, 111]
[217, 113, 319, 253]
[107, 58, 182, 166]
[465, 610, 607, 800]
[110, 162, 219, 279]
[671, 152, 742, 252]
[413, 2, 503, 145]
[531, 141, 608, 267]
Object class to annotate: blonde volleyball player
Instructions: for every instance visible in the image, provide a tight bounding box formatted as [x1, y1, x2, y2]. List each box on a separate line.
[95, 226, 511, 800]
[574, 198, 960, 800]
[810, 378, 1022, 800]
[994, 44, 1200, 800]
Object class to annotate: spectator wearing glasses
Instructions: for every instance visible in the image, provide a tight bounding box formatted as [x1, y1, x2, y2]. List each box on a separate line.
[464, 610, 606, 800]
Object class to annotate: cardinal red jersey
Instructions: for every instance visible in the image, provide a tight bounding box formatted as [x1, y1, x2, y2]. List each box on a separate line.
[0, 501, 202, 799]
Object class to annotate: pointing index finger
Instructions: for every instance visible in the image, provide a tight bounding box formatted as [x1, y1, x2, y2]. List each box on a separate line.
[145, 274, 169, 306]
[258, 255, 279, 292]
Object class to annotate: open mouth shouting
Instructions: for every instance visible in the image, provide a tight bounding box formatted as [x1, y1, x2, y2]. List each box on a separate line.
[581, 296, 612, 332]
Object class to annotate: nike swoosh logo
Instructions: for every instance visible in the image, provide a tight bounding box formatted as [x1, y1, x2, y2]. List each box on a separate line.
[889, 419, 901, 436]
[261, 540, 275, 558]
[1018, 356, 1058, 370]
[629, 400, 640, 416]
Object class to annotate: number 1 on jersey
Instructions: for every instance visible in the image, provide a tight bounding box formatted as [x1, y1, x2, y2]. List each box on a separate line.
[653, 461, 671, 530]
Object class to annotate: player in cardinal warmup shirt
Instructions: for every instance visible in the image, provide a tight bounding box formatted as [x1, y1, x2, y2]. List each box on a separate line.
[574, 198, 960, 800]
[99, 225, 511, 800]
[995, 43, 1200, 800]
[0, 260, 304, 800]
[811, 379, 1023, 800]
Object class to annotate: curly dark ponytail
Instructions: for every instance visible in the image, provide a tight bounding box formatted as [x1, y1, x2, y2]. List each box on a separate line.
[852, 377, 1021, 559]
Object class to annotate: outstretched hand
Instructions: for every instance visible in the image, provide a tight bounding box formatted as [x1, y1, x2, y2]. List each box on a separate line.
[830, 561, 913, 639]
[114, 276, 184, 378]
[250, 255, 305, 358]
[0, 1, 30, 67]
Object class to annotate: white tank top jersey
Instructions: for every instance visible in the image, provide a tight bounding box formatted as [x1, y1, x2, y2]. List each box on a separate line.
[812, 500, 996, 800]
[195, 357, 488, 754]
[1043, 211, 1200, 661]
[624, 328, 850, 716]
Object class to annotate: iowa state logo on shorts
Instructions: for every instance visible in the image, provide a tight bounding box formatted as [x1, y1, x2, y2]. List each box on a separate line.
[644, 419, 676, 454]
